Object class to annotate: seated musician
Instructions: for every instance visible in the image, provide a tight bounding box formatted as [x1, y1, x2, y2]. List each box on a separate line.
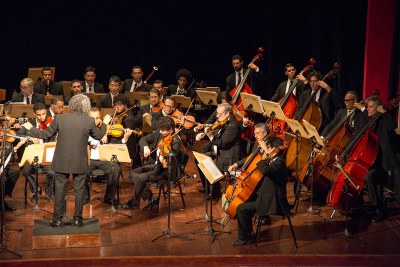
[166, 69, 197, 99]
[99, 76, 121, 109]
[64, 80, 83, 106]
[86, 108, 132, 204]
[120, 116, 185, 211]
[135, 88, 163, 130]
[152, 80, 167, 101]
[17, 102, 56, 202]
[47, 96, 65, 119]
[228, 137, 288, 246]
[151, 97, 182, 132]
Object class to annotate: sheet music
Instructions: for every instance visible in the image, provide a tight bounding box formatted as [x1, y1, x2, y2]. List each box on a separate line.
[45, 147, 55, 162]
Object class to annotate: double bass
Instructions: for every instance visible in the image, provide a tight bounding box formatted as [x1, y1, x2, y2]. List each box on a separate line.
[267, 58, 316, 139]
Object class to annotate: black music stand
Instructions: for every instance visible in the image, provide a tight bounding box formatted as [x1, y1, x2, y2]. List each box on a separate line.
[151, 151, 193, 242]
[0, 124, 21, 258]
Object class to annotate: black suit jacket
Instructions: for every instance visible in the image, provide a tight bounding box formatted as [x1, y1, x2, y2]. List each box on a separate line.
[226, 67, 264, 95]
[27, 113, 106, 173]
[270, 80, 306, 102]
[166, 84, 197, 99]
[82, 82, 104, 93]
[123, 79, 151, 92]
[11, 92, 44, 104]
[99, 93, 114, 108]
[298, 87, 338, 133]
[34, 81, 64, 96]
[321, 108, 359, 137]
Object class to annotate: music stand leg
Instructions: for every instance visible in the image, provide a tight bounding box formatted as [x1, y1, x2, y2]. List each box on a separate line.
[306, 138, 321, 215]
[344, 179, 352, 236]
[15, 159, 53, 217]
[93, 156, 131, 219]
[152, 153, 192, 242]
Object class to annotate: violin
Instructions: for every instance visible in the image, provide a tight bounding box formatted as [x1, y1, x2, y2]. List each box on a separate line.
[152, 101, 164, 113]
[210, 117, 229, 131]
[157, 134, 173, 168]
[169, 109, 196, 129]
[0, 129, 18, 143]
[38, 117, 53, 130]
[107, 124, 143, 138]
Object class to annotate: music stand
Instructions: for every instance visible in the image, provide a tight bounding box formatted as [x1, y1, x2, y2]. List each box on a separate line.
[100, 108, 116, 118]
[172, 95, 191, 111]
[0, 104, 4, 115]
[28, 67, 56, 84]
[302, 120, 325, 214]
[196, 90, 218, 106]
[93, 144, 132, 219]
[240, 93, 264, 114]
[142, 115, 152, 133]
[125, 92, 149, 107]
[86, 93, 106, 108]
[8, 104, 35, 118]
[44, 95, 64, 106]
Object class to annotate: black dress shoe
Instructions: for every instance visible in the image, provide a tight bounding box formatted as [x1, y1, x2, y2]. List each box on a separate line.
[74, 218, 83, 227]
[231, 238, 255, 246]
[260, 216, 271, 225]
[49, 220, 63, 227]
[4, 202, 16, 211]
[198, 188, 206, 193]
[119, 199, 139, 210]
[143, 198, 159, 211]
[103, 198, 118, 205]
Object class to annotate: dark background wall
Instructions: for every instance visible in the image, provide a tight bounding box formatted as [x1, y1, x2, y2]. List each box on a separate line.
[0, 0, 367, 103]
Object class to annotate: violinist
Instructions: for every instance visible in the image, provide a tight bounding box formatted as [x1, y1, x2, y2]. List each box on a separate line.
[151, 97, 182, 132]
[296, 71, 339, 133]
[121, 116, 185, 211]
[344, 96, 400, 222]
[123, 65, 152, 92]
[99, 76, 121, 109]
[270, 63, 306, 103]
[152, 80, 167, 100]
[201, 103, 242, 199]
[47, 97, 65, 119]
[137, 88, 163, 119]
[226, 54, 263, 95]
[17, 102, 57, 202]
[230, 137, 288, 246]
[64, 80, 83, 106]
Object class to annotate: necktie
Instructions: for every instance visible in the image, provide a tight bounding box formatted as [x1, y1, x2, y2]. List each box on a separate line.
[89, 84, 93, 93]
[27, 97, 31, 105]
[237, 72, 241, 86]
[133, 83, 137, 92]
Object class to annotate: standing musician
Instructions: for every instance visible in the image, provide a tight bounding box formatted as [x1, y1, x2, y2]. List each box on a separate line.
[64, 79, 83, 106]
[120, 116, 185, 211]
[17, 102, 56, 202]
[270, 63, 306, 102]
[201, 103, 242, 199]
[123, 65, 152, 92]
[166, 69, 197, 99]
[99, 76, 122, 109]
[229, 137, 288, 246]
[21, 94, 110, 227]
[47, 97, 65, 119]
[226, 54, 263, 95]
[297, 71, 338, 133]
[344, 96, 399, 222]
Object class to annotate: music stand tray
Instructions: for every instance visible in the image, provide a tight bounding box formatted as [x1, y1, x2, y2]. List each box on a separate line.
[125, 92, 149, 106]
[240, 93, 264, 114]
[261, 100, 286, 120]
[9, 104, 35, 118]
[18, 142, 56, 167]
[196, 90, 218, 106]
[172, 95, 192, 109]
[302, 120, 325, 147]
[98, 144, 131, 163]
[86, 93, 106, 108]
[44, 95, 64, 106]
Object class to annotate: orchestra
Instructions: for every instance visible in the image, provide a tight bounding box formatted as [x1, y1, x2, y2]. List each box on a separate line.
[1, 55, 399, 249]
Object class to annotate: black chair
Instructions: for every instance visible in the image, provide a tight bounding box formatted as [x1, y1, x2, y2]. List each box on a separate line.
[87, 169, 120, 205]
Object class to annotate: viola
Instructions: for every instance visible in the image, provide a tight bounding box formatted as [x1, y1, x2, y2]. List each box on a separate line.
[38, 117, 53, 130]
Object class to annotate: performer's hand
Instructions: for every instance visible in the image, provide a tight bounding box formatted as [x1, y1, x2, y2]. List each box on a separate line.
[296, 73, 306, 82]
[262, 111, 268, 117]
[195, 132, 205, 142]
[242, 117, 250, 127]
[143, 146, 151, 158]
[103, 114, 112, 125]
[31, 138, 41, 144]
[195, 124, 204, 131]
[228, 163, 238, 173]
[317, 80, 331, 92]
[101, 135, 108, 144]
[142, 112, 151, 117]
[248, 62, 259, 71]
[22, 122, 33, 130]
[377, 105, 386, 113]
[123, 129, 133, 141]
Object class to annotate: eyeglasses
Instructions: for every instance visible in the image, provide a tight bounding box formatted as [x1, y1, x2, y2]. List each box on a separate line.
[72, 85, 81, 88]
[164, 105, 174, 109]
[20, 86, 30, 90]
[344, 99, 355, 102]
[216, 110, 226, 116]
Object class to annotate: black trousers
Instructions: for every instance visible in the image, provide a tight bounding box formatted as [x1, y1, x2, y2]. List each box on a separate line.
[21, 164, 55, 197]
[2, 167, 19, 197]
[53, 172, 86, 221]
[87, 160, 121, 201]
[129, 163, 164, 203]
[236, 201, 256, 241]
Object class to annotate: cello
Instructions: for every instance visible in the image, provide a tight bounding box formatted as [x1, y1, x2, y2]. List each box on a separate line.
[224, 145, 284, 218]
[285, 63, 341, 172]
[267, 58, 316, 139]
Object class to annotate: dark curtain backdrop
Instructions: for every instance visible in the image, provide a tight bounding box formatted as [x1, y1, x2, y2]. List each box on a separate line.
[0, 0, 367, 104]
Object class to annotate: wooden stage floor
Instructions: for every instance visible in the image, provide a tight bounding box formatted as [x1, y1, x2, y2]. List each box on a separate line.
[1, 148, 400, 266]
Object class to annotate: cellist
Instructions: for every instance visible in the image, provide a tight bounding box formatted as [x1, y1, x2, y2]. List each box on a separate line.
[229, 136, 288, 246]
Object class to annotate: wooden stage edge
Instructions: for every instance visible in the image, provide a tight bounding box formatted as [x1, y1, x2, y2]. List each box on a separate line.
[2, 254, 400, 267]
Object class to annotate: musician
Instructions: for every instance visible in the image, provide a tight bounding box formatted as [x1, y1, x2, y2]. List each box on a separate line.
[270, 63, 306, 102]
[321, 91, 360, 137]
[87, 108, 130, 204]
[18, 102, 57, 202]
[82, 66, 104, 93]
[34, 67, 64, 97]
[11, 78, 44, 104]
[135, 88, 163, 130]
[123, 66, 152, 92]
[99, 76, 121, 109]
[229, 137, 288, 246]
[151, 97, 182, 132]
[201, 103, 242, 199]
[152, 80, 167, 100]
[22, 94, 110, 227]
[120, 116, 184, 210]
[166, 69, 197, 99]
[47, 97, 64, 119]
[297, 71, 339, 133]
[349, 96, 399, 222]
[64, 80, 83, 106]
[226, 54, 263, 95]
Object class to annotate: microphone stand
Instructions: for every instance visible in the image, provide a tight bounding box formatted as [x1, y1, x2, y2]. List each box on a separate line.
[94, 155, 131, 219]
[307, 136, 320, 214]
[0, 123, 21, 257]
[15, 156, 53, 217]
[152, 151, 192, 242]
